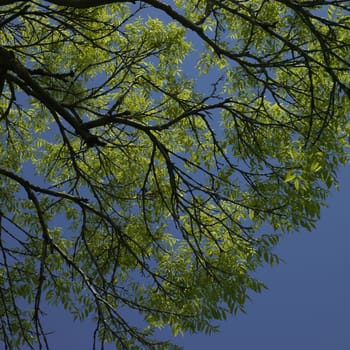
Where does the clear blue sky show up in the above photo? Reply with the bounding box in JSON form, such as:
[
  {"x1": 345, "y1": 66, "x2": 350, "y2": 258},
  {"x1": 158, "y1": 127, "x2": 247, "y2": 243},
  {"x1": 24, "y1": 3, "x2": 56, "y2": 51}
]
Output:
[{"x1": 42, "y1": 165, "x2": 350, "y2": 349}]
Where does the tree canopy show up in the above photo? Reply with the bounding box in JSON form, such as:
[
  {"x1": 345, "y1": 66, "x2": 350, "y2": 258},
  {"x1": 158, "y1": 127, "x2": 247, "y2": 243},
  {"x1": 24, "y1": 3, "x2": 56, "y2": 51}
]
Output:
[{"x1": 0, "y1": 0, "x2": 350, "y2": 349}]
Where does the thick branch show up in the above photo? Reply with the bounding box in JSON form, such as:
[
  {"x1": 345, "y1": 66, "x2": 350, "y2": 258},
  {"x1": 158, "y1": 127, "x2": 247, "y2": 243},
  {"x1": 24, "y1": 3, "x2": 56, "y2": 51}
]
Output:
[
  {"x1": 0, "y1": 46, "x2": 105, "y2": 146},
  {"x1": 46, "y1": 0, "x2": 133, "y2": 8}
]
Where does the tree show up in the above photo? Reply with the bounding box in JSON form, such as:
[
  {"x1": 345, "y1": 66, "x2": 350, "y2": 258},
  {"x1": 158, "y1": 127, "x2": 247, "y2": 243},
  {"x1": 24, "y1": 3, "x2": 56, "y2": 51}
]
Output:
[{"x1": 0, "y1": 0, "x2": 349, "y2": 348}]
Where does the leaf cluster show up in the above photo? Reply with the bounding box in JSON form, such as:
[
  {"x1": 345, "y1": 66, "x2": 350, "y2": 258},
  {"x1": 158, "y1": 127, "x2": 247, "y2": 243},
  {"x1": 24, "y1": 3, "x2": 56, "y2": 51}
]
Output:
[{"x1": 0, "y1": 0, "x2": 350, "y2": 349}]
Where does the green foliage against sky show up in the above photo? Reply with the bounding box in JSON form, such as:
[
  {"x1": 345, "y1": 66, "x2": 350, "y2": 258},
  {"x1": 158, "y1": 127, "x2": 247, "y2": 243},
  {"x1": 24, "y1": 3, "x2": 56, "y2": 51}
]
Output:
[{"x1": 0, "y1": 0, "x2": 350, "y2": 348}]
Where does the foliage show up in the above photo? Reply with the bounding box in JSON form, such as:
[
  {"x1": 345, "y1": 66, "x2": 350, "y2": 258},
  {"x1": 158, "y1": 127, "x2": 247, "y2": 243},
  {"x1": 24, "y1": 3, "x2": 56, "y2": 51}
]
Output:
[{"x1": 0, "y1": 0, "x2": 350, "y2": 348}]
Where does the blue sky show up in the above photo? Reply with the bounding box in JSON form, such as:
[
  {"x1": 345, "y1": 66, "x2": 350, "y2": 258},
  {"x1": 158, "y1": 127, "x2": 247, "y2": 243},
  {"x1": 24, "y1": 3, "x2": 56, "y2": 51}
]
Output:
[{"x1": 43, "y1": 165, "x2": 350, "y2": 349}]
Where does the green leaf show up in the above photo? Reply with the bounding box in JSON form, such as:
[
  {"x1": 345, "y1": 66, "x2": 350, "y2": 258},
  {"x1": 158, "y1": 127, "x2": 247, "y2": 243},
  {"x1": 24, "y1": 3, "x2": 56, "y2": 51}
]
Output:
[{"x1": 285, "y1": 171, "x2": 296, "y2": 183}]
